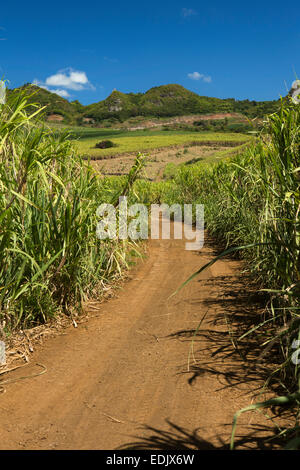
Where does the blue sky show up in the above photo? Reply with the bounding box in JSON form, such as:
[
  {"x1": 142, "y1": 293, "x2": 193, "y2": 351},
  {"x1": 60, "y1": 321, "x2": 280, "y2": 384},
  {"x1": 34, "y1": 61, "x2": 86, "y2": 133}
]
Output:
[{"x1": 0, "y1": 0, "x2": 299, "y2": 104}]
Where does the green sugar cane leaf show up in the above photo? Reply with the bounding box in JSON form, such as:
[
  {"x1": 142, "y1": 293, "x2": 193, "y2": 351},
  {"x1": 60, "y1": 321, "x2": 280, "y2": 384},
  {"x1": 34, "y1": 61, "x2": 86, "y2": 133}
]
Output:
[
  {"x1": 31, "y1": 249, "x2": 64, "y2": 282},
  {"x1": 230, "y1": 392, "x2": 300, "y2": 450},
  {"x1": 9, "y1": 190, "x2": 40, "y2": 210},
  {"x1": 8, "y1": 248, "x2": 42, "y2": 276}
]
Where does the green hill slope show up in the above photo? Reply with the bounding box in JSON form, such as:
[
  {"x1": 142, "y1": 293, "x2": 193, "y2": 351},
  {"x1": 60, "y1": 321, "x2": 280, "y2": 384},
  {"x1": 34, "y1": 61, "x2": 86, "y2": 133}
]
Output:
[
  {"x1": 83, "y1": 84, "x2": 280, "y2": 122},
  {"x1": 139, "y1": 84, "x2": 231, "y2": 116},
  {"x1": 83, "y1": 90, "x2": 140, "y2": 122}
]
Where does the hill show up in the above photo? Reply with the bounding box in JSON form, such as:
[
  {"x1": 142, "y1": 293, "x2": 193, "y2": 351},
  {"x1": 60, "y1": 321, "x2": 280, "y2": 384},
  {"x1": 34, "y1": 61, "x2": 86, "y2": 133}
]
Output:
[
  {"x1": 7, "y1": 83, "x2": 281, "y2": 125},
  {"x1": 7, "y1": 84, "x2": 83, "y2": 123},
  {"x1": 83, "y1": 89, "x2": 140, "y2": 122}
]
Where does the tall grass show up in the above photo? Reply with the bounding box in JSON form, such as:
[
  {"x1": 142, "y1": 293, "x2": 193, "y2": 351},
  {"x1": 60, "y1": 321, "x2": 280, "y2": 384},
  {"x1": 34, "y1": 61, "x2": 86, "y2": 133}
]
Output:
[{"x1": 0, "y1": 90, "x2": 142, "y2": 333}]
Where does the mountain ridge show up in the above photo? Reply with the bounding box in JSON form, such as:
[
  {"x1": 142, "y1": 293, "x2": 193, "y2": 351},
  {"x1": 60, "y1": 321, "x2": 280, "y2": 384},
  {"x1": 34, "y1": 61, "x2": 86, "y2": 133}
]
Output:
[{"x1": 7, "y1": 83, "x2": 281, "y2": 125}]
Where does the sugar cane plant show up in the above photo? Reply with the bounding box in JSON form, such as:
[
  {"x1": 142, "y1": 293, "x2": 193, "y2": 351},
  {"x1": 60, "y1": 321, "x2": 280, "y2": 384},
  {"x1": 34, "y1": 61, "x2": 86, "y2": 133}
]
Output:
[
  {"x1": 0, "y1": 89, "x2": 145, "y2": 333},
  {"x1": 170, "y1": 98, "x2": 300, "y2": 449}
]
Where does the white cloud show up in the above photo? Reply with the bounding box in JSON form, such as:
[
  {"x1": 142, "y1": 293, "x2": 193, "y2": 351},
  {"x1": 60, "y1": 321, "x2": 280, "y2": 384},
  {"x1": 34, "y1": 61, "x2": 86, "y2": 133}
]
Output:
[
  {"x1": 45, "y1": 68, "x2": 92, "y2": 90},
  {"x1": 33, "y1": 68, "x2": 95, "y2": 99},
  {"x1": 188, "y1": 72, "x2": 212, "y2": 83},
  {"x1": 182, "y1": 8, "x2": 197, "y2": 17}
]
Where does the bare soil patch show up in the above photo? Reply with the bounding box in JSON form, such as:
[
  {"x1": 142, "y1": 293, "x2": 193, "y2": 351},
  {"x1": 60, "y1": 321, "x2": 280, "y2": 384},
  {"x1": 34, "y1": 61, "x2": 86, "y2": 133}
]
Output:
[{"x1": 101, "y1": 113, "x2": 247, "y2": 131}]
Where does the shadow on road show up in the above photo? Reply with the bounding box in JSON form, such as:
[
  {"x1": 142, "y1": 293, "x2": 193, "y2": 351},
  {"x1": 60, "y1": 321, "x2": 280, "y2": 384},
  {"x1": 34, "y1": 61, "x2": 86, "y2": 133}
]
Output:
[
  {"x1": 167, "y1": 266, "x2": 285, "y2": 397},
  {"x1": 117, "y1": 419, "x2": 283, "y2": 450}
]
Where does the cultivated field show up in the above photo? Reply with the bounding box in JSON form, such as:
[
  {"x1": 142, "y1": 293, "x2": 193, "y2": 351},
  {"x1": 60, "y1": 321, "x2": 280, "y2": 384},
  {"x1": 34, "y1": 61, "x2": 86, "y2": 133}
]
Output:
[
  {"x1": 91, "y1": 143, "x2": 249, "y2": 180},
  {"x1": 72, "y1": 129, "x2": 249, "y2": 158},
  {"x1": 50, "y1": 125, "x2": 251, "y2": 180}
]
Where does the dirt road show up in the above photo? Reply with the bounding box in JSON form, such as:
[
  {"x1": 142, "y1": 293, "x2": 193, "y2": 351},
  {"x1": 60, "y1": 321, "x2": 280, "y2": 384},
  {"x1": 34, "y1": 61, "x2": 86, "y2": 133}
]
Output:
[{"x1": 0, "y1": 230, "x2": 276, "y2": 450}]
